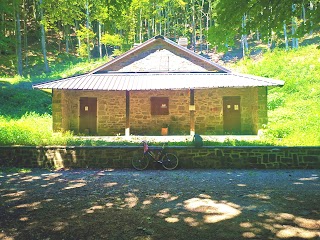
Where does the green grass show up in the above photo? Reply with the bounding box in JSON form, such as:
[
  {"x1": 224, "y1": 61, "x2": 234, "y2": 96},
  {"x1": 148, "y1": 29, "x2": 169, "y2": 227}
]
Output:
[
  {"x1": 0, "y1": 113, "x2": 73, "y2": 145},
  {"x1": 234, "y1": 45, "x2": 320, "y2": 146}
]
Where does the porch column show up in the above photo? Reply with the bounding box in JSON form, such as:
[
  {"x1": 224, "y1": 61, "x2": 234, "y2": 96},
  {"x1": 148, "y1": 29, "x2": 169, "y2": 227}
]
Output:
[
  {"x1": 190, "y1": 89, "x2": 195, "y2": 136},
  {"x1": 125, "y1": 90, "x2": 130, "y2": 136}
]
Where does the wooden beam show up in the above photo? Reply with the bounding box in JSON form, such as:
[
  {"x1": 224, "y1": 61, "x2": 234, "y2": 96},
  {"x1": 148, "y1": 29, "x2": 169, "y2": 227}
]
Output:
[
  {"x1": 190, "y1": 89, "x2": 195, "y2": 135},
  {"x1": 125, "y1": 90, "x2": 130, "y2": 136}
]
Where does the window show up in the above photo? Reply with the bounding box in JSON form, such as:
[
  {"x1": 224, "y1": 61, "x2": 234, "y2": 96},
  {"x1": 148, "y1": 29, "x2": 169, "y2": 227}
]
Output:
[{"x1": 151, "y1": 97, "x2": 169, "y2": 115}]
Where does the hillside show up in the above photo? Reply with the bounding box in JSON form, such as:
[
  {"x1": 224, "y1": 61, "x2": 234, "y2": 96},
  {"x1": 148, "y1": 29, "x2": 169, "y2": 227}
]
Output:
[{"x1": 231, "y1": 44, "x2": 320, "y2": 145}]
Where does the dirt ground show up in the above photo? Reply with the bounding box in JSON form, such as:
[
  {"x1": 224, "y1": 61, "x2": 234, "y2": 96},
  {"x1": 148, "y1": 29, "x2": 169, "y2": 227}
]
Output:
[{"x1": 0, "y1": 168, "x2": 319, "y2": 240}]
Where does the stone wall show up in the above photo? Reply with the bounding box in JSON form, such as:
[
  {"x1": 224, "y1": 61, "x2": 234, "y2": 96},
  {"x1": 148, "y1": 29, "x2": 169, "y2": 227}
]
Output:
[
  {"x1": 130, "y1": 90, "x2": 190, "y2": 135},
  {"x1": 52, "y1": 87, "x2": 266, "y2": 136},
  {"x1": 1, "y1": 146, "x2": 319, "y2": 169}
]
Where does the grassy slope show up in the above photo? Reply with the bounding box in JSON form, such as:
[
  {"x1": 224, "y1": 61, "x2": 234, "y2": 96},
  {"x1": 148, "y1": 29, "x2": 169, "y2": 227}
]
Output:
[
  {"x1": 0, "y1": 44, "x2": 319, "y2": 146},
  {"x1": 233, "y1": 45, "x2": 320, "y2": 145}
]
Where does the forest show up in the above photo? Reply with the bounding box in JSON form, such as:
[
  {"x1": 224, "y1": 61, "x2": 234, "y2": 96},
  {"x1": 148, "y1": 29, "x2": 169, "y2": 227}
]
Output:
[
  {"x1": 1, "y1": 0, "x2": 319, "y2": 76},
  {"x1": 0, "y1": 1, "x2": 319, "y2": 146}
]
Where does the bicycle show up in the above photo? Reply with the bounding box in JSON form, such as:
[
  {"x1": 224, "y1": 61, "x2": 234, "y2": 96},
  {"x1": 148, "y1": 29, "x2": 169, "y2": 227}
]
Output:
[{"x1": 132, "y1": 141, "x2": 179, "y2": 170}]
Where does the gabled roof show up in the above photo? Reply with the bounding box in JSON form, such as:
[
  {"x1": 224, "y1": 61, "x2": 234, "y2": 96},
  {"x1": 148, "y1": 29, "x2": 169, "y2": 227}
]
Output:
[
  {"x1": 33, "y1": 72, "x2": 284, "y2": 90},
  {"x1": 91, "y1": 35, "x2": 230, "y2": 73},
  {"x1": 33, "y1": 35, "x2": 285, "y2": 91}
]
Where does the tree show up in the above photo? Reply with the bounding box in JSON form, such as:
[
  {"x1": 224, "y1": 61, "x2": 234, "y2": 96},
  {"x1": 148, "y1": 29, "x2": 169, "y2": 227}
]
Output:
[{"x1": 39, "y1": 0, "x2": 50, "y2": 72}]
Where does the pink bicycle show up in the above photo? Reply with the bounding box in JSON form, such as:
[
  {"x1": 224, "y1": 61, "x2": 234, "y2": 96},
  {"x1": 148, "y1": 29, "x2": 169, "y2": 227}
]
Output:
[{"x1": 132, "y1": 141, "x2": 179, "y2": 170}]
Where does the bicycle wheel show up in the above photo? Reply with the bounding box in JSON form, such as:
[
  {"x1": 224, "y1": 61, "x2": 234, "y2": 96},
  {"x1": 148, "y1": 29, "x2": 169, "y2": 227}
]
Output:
[
  {"x1": 161, "y1": 153, "x2": 179, "y2": 170},
  {"x1": 132, "y1": 154, "x2": 149, "y2": 170}
]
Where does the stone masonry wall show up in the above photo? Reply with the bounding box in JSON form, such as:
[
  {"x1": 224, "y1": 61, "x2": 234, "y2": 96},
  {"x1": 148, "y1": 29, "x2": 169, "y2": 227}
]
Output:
[
  {"x1": 195, "y1": 88, "x2": 261, "y2": 135},
  {"x1": 57, "y1": 90, "x2": 127, "y2": 135},
  {"x1": 53, "y1": 87, "x2": 266, "y2": 136},
  {"x1": 1, "y1": 146, "x2": 319, "y2": 169},
  {"x1": 130, "y1": 90, "x2": 190, "y2": 135}
]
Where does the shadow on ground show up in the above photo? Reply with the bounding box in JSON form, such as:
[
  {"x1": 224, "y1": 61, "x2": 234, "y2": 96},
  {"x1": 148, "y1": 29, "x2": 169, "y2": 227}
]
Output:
[{"x1": 0, "y1": 169, "x2": 319, "y2": 239}]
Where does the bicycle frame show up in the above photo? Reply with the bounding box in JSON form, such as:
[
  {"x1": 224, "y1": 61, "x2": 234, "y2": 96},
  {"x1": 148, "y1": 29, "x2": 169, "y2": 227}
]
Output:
[{"x1": 143, "y1": 142, "x2": 165, "y2": 162}]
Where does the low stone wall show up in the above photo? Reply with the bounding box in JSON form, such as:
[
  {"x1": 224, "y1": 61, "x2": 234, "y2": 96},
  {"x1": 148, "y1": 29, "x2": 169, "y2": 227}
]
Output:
[{"x1": 1, "y1": 146, "x2": 319, "y2": 169}]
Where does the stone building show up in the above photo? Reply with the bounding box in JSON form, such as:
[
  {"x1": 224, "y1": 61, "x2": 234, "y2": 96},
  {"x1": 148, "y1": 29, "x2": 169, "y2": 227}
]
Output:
[{"x1": 33, "y1": 36, "x2": 284, "y2": 136}]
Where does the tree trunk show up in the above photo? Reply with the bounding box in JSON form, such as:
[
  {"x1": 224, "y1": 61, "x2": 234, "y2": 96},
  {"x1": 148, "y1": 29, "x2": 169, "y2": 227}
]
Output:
[
  {"x1": 241, "y1": 14, "x2": 248, "y2": 58},
  {"x1": 283, "y1": 22, "x2": 289, "y2": 50},
  {"x1": 291, "y1": 4, "x2": 299, "y2": 49},
  {"x1": 39, "y1": 0, "x2": 50, "y2": 72},
  {"x1": 192, "y1": 0, "x2": 196, "y2": 51},
  {"x1": 75, "y1": 20, "x2": 81, "y2": 50},
  {"x1": 23, "y1": 0, "x2": 28, "y2": 67},
  {"x1": 65, "y1": 25, "x2": 69, "y2": 53},
  {"x1": 15, "y1": 6, "x2": 23, "y2": 76},
  {"x1": 98, "y1": 22, "x2": 102, "y2": 58},
  {"x1": 139, "y1": 8, "x2": 142, "y2": 43},
  {"x1": 86, "y1": 0, "x2": 90, "y2": 61}
]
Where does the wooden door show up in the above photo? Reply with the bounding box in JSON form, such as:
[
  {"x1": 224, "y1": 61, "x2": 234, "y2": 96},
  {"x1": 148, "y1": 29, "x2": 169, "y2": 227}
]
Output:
[
  {"x1": 79, "y1": 97, "x2": 97, "y2": 135},
  {"x1": 223, "y1": 96, "x2": 241, "y2": 134}
]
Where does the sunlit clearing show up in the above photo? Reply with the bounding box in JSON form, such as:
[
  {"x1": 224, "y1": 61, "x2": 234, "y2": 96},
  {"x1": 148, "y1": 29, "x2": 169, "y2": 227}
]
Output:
[
  {"x1": 184, "y1": 217, "x2": 199, "y2": 227},
  {"x1": 246, "y1": 193, "x2": 271, "y2": 200},
  {"x1": 298, "y1": 176, "x2": 319, "y2": 181},
  {"x1": 242, "y1": 232, "x2": 256, "y2": 238},
  {"x1": 3, "y1": 191, "x2": 25, "y2": 198},
  {"x1": 42, "y1": 173, "x2": 62, "y2": 180},
  {"x1": 53, "y1": 221, "x2": 69, "y2": 231},
  {"x1": 21, "y1": 176, "x2": 42, "y2": 182},
  {"x1": 104, "y1": 182, "x2": 118, "y2": 188},
  {"x1": 259, "y1": 212, "x2": 320, "y2": 239},
  {"x1": 122, "y1": 193, "x2": 138, "y2": 208},
  {"x1": 63, "y1": 182, "x2": 86, "y2": 190},
  {"x1": 19, "y1": 217, "x2": 29, "y2": 222},
  {"x1": 155, "y1": 192, "x2": 178, "y2": 201},
  {"x1": 41, "y1": 182, "x2": 55, "y2": 187},
  {"x1": 237, "y1": 184, "x2": 247, "y2": 187},
  {"x1": 165, "y1": 216, "x2": 179, "y2": 223},
  {"x1": 184, "y1": 198, "x2": 241, "y2": 224},
  {"x1": 86, "y1": 205, "x2": 104, "y2": 214},
  {"x1": 143, "y1": 199, "x2": 152, "y2": 205},
  {"x1": 294, "y1": 217, "x2": 320, "y2": 230},
  {"x1": 105, "y1": 203, "x2": 114, "y2": 208},
  {"x1": 104, "y1": 168, "x2": 115, "y2": 172},
  {"x1": 15, "y1": 201, "x2": 41, "y2": 209},
  {"x1": 240, "y1": 222, "x2": 254, "y2": 228},
  {"x1": 276, "y1": 226, "x2": 319, "y2": 239},
  {"x1": 0, "y1": 232, "x2": 14, "y2": 240}
]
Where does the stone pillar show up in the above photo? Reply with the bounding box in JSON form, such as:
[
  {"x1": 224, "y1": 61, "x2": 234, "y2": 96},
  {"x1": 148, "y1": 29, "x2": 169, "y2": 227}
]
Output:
[{"x1": 52, "y1": 90, "x2": 63, "y2": 132}]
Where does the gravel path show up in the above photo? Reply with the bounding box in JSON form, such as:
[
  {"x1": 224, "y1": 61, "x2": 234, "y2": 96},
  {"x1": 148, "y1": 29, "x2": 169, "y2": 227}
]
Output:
[{"x1": 0, "y1": 169, "x2": 319, "y2": 239}]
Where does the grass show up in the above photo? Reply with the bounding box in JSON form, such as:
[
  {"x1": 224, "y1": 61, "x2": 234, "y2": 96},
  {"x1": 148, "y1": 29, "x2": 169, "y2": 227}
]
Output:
[
  {"x1": 0, "y1": 42, "x2": 319, "y2": 146},
  {"x1": 234, "y1": 44, "x2": 320, "y2": 146}
]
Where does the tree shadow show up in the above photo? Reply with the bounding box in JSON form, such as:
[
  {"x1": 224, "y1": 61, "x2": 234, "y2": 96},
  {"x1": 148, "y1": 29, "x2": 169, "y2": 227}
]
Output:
[{"x1": 0, "y1": 169, "x2": 319, "y2": 239}]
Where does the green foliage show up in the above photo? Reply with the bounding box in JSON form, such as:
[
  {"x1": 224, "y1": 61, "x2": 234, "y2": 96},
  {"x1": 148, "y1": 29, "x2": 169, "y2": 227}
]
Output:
[
  {"x1": 0, "y1": 167, "x2": 32, "y2": 174},
  {"x1": 234, "y1": 44, "x2": 320, "y2": 146},
  {"x1": 0, "y1": 113, "x2": 73, "y2": 146},
  {"x1": 101, "y1": 33, "x2": 123, "y2": 47}
]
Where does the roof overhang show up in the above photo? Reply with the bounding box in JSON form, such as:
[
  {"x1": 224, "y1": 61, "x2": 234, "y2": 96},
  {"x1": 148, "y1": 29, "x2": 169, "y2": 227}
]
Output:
[{"x1": 33, "y1": 72, "x2": 285, "y2": 91}]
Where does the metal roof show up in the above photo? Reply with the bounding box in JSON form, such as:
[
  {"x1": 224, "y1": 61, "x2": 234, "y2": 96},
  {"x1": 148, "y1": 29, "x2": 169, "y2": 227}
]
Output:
[{"x1": 33, "y1": 72, "x2": 284, "y2": 91}]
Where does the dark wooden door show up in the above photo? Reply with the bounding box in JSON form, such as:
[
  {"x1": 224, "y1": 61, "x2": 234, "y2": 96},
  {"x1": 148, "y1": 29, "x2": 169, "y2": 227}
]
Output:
[
  {"x1": 79, "y1": 97, "x2": 97, "y2": 135},
  {"x1": 223, "y1": 96, "x2": 241, "y2": 134}
]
